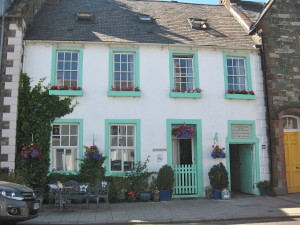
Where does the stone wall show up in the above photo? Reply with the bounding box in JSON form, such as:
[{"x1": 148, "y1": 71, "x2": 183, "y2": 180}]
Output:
[
  {"x1": 0, "y1": 0, "x2": 45, "y2": 170},
  {"x1": 258, "y1": 0, "x2": 300, "y2": 194}
]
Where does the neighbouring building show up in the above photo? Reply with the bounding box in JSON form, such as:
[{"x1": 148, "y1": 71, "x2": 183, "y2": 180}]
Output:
[
  {"x1": 250, "y1": 0, "x2": 300, "y2": 194},
  {"x1": 0, "y1": 0, "x2": 45, "y2": 171},
  {"x1": 22, "y1": 0, "x2": 269, "y2": 197}
]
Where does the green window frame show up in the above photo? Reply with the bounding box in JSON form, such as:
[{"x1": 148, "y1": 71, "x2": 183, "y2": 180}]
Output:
[
  {"x1": 108, "y1": 48, "x2": 141, "y2": 97},
  {"x1": 49, "y1": 46, "x2": 83, "y2": 96},
  {"x1": 169, "y1": 50, "x2": 202, "y2": 99},
  {"x1": 105, "y1": 119, "x2": 141, "y2": 176},
  {"x1": 223, "y1": 52, "x2": 255, "y2": 100},
  {"x1": 50, "y1": 119, "x2": 83, "y2": 174}
]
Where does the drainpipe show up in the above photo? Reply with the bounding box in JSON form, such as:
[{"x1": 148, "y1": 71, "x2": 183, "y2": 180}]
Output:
[{"x1": 258, "y1": 31, "x2": 273, "y2": 186}]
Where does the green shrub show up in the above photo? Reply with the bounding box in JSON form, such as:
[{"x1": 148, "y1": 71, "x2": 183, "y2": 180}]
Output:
[
  {"x1": 157, "y1": 164, "x2": 174, "y2": 190},
  {"x1": 0, "y1": 170, "x2": 25, "y2": 185},
  {"x1": 208, "y1": 162, "x2": 229, "y2": 190}
]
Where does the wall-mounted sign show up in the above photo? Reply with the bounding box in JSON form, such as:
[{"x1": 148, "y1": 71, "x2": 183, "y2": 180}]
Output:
[
  {"x1": 231, "y1": 124, "x2": 252, "y2": 139},
  {"x1": 153, "y1": 148, "x2": 166, "y2": 152}
]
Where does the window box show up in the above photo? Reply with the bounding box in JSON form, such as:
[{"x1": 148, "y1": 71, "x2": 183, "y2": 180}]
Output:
[
  {"x1": 225, "y1": 93, "x2": 256, "y2": 100},
  {"x1": 108, "y1": 90, "x2": 141, "y2": 97},
  {"x1": 170, "y1": 92, "x2": 202, "y2": 98},
  {"x1": 49, "y1": 90, "x2": 83, "y2": 96}
]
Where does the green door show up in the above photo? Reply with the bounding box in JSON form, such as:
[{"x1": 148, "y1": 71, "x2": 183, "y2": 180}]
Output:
[{"x1": 239, "y1": 145, "x2": 254, "y2": 194}]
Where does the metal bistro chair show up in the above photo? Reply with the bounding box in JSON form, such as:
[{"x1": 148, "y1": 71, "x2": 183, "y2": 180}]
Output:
[
  {"x1": 64, "y1": 180, "x2": 89, "y2": 207},
  {"x1": 89, "y1": 181, "x2": 110, "y2": 208}
]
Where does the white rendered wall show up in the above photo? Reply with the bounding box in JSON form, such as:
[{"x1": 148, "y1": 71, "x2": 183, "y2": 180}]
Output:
[{"x1": 23, "y1": 42, "x2": 270, "y2": 189}]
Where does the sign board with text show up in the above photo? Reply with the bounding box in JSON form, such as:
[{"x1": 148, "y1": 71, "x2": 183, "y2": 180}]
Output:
[{"x1": 231, "y1": 124, "x2": 252, "y2": 139}]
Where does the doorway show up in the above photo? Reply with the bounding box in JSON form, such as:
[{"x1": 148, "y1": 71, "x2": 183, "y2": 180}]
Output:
[
  {"x1": 172, "y1": 138, "x2": 193, "y2": 165},
  {"x1": 230, "y1": 144, "x2": 254, "y2": 194},
  {"x1": 283, "y1": 116, "x2": 300, "y2": 193}
]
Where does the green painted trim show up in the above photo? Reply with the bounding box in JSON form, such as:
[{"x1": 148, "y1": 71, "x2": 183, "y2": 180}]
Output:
[
  {"x1": 105, "y1": 119, "x2": 141, "y2": 176},
  {"x1": 51, "y1": 46, "x2": 83, "y2": 88},
  {"x1": 49, "y1": 90, "x2": 83, "y2": 96},
  {"x1": 223, "y1": 52, "x2": 253, "y2": 99},
  {"x1": 169, "y1": 92, "x2": 202, "y2": 99},
  {"x1": 169, "y1": 50, "x2": 200, "y2": 96},
  {"x1": 166, "y1": 119, "x2": 203, "y2": 197},
  {"x1": 50, "y1": 119, "x2": 84, "y2": 174},
  {"x1": 226, "y1": 120, "x2": 260, "y2": 195},
  {"x1": 108, "y1": 48, "x2": 140, "y2": 97},
  {"x1": 225, "y1": 93, "x2": 256, "y2": 100},
  {"x1": 107, "y1": 90, "x2": 141, "y2": 97}
]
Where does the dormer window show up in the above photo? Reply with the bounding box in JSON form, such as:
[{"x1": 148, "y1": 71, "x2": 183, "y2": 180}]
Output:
[
  {"x1": 188, "y1": 18, "x2": 208, "y2": 30},
  {"x1": 138, "y1": 15, "x2": 153, "y2": 23},
  {"x1": 76, "y1": 11, "x2": 92, "y2": 21}
]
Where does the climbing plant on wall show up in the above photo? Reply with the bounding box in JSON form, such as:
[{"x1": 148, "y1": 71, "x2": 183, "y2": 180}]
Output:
[{"x1": 15, "y1": 73, "x2": 75, "y2": 191}]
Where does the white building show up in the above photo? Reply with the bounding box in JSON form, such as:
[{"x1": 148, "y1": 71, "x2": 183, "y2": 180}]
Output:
[{"x1": 22, "y1": 0, "x2": 269, "y2": 197}]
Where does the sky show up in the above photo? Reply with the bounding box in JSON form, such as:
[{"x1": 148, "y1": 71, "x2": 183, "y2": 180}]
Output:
[{"x1": 166, "y1": 0, "x2": 268, "y2": 4}]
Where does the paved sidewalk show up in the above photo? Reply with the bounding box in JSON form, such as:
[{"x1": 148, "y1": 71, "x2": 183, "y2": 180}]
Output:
[{"x1": 18, "y1": 193, "x2": 300, "y2": 225}]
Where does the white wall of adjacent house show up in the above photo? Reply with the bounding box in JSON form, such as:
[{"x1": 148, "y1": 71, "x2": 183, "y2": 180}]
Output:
[{"x1": 23, "y1": 42, "x2": 269, "y2": 188}]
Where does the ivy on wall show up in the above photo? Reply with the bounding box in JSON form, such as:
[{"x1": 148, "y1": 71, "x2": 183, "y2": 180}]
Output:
[{"x1": 15, "y1": 74, "x2": 75, "y2": 191}]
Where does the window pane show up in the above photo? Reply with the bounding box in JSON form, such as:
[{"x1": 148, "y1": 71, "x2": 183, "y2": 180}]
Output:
[
  {"x1": 111, "y1": 149, "x2": 122, "y2": 171},
  {"x1": 227, "y1": 67, "x2": 233, "y2": 75},
  {"x1": 110, "y1": 136, "x2": 118, "y2": 146},
  {"x1": 128, "y1": 54, "x2": 134, "y2": 62},
  {"x1": 119, "y1": 136, "x2": 126, "y2": 146},
  {"x1": 114, "y1": 54, "x2": 120, "y2": 62},
  {"x1": 121, "y1": 63, "x2": 127, "y2": 71},
  {"x1": 71, "y1": 62, "x2": 77, "y2": 70},
  {"x1": 65, "y1": 52, "x2": 71, "y2": 60},
  {"x1": 127, "y1": 126, "x2": 134, "y2": 135},
  {"x1": 119, "y1": 126, "x2": 126, "y2": 135},
  {"x1": 114, "y1": 63, "x2": 120, "y2": 72},
  {"x1": 227, "y1": 58, "x2": 231, "y2": 67},
  {"x1": 61, "y1": 136, "x2": 69, "y2": 146},
  {"x1": 52, "y1": 136, "x2": 60, "y2": 146},
  {"x1": 61, "y1": 125, "x2": 69, "y2": 135},
  {"x1": 72, "y1": 53, "x2": 78, "y2": 61},
  {"x1": 65, "y1": 149, "x2": 75, "y2": 171},
  {"x1": 127, "y1": 137, "x2": 134, "y2": 146},
  {"x1": 70, "y1": 125, "x2": 78, "y2": 135},
  {"x1": 58, "y1": 52, "x2": 64, "y2": 60},
  {"x1": 57, "y1": 62, "x2": 64, "y2": 70},
  {"x1": 121, "y1": 54, "x2": 127, "y2": 62},
  {"x1": 71, "y1": 72, "x2": 77, "y2": 80},
  {"x1": 55, "y1": 149, "x2": 64, "y2": 171},
  {"x1": 70, "y1": 136, "x2": 77, "y2": 146},
  {"x1": 53, "y1": 125, "x2": 60, "y2": 135},
  {"x1": 284, "y1": 117, "x2": 298, "y2": 129},
  {"x1": 65, "y1": 72, "x2": 71, "y2": 80},
  {"x1": 124, "y1": 149, "x2": 134, "y2": 171}
]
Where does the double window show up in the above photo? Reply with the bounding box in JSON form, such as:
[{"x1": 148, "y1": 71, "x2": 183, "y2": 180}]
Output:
[
  {"x1": 108, "y1": 48, "x2": 140, "y2": 97},
  {"x1": 169, "y1": 50, "x2": 201, "y2": 98},
  {"x1": 223, "y1": 53, "x2": 255, "y2": 100},
  {"x1": 50, "y1": 46, "x2": 83, "y2": 96},
  {"x1": 56, "y1": 51, "x2": 79, "y2": 87},
  {"x1": 105, "y1": 119, "x2": 140, "y2": 174}
]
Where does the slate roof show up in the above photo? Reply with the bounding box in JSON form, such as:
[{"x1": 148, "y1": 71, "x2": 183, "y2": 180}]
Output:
[
  {"x1": 238, "y1": 1, "x2": 265, "y2": 24},
  {"x1": 24, "y1": 0, "x2": 256, "y2": 49}
]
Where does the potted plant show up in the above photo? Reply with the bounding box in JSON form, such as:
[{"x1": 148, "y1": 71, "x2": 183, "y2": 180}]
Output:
[
  {"x1": 208, "y1": 162, "x2": 229, "y2": 199},
  {"x1": 157, "y1": 165, "x2": 174, "y2": 201},
  {"x1": 256, "y1": 180, "x2": 271, "y2": 196}
]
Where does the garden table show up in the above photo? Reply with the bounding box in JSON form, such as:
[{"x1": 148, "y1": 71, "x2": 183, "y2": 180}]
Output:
[{"x1": 53, "y1": 186, "x2": 73, "y2": 212}]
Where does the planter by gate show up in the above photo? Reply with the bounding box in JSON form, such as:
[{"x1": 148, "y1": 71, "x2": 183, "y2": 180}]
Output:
[{"x1": 159, "y1": 190, "x2": 171, "y2": 201}]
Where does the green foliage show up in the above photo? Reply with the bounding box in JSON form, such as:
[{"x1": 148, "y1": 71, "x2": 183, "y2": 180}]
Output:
[
  {"x1": 256, "y1": 180, "x2": 271, "y2": 192},
  {"x1": 0, "y1": 170, "x2": 25, "y2": 185},
  {"x1": 208, "y1": 162, "x2": 229, "y2": 190},
  {"x1": 78, "y1": 157, "x2": 106, "y2": 186},
  {"x1": 46, "y1": 172, "x2": 79, "y2": 184},
  {"x1": 157, "y1": 164, "x2": 174, "y2": 190},
  {"x1": 15, "y1": 73, "x2": 74, "y2": 191},
  {"x1": 124, "y1": 156, "x2": 151, "y2": 194}
]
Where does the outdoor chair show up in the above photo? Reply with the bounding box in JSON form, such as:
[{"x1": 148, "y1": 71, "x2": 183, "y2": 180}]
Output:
[
  {"x1": 64, "y1": 180, "x2": 90, "y2": 206},
  {"x1": 88, "y1": 181, "x2": 110, "y2": 208}
]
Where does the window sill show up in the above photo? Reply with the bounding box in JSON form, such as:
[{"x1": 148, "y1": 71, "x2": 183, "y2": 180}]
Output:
[
  {"x1": 49, "y1": 90, "x2": 83, "y2": 96},
  {"x1": 108, "y1": 91, "x2": 141, "y2": 97},
  {"x1": 225, "y1": 93, "x2": 256, "y2": 100},
  {"x1": 169, "y1": 92, "x2": 202, "y2": 99}
]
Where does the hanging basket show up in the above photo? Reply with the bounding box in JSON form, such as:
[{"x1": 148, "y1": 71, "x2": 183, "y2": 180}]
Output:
[
  {"x1": 172, "y1": 124, "x2": 196, "y2": 139},
  {"x1": 30, "y1": 149, "x2": 42, "y2": 158}
]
